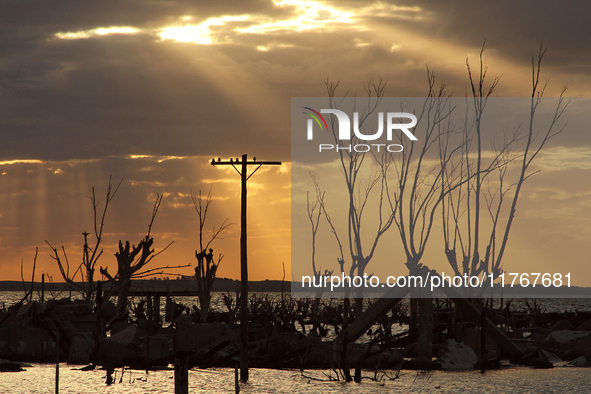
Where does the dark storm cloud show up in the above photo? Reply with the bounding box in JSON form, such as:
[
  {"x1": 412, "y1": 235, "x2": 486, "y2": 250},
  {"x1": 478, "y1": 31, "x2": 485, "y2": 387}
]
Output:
[
  {"x1": 0, "y1": 0, "x2": 296, "y2": 162},
  {"x1": 0, "y1": 0, "x2": 280, "y2": 30},
  {"x1": 3, "y1": 0, "x2": 586, "y2": 163},
  {"x1": 387, "y1": 0, "x2": 591, "y2": 74},
  {"x1": 0, "y1": 35, "x2": 287, "y2": 161}
]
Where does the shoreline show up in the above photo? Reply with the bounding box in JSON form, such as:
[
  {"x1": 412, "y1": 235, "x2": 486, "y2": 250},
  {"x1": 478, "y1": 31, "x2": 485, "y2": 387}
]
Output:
[{"x1": 0, "y1": 278, "x2": 290, "y2": 294}]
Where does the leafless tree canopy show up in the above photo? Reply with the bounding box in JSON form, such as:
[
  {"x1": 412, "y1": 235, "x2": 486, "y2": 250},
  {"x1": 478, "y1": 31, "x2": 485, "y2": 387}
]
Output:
[
  {"x1": 99, "y1": 194, "x2": 180, "y2": 314},
  {"x1": 46, "y1": 176, "x2": 122, "y2": 305},
  {"x1": 192, "y1": 186, "x2": 233, "y2": 322},
  {"x1": 441, "y1": 43, "x2": 568, "y2": 296},
  {"x1": 309, "y1": 43, "x2": 568, "y2": 300}
]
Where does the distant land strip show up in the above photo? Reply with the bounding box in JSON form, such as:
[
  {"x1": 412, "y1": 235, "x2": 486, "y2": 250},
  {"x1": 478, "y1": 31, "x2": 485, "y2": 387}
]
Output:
[
  {"x1": 0, "y1": 278, "x2": 290, "y2": 294},
  {"x1": 2, "y1": 279, "x2": 590, "y2": 298}
]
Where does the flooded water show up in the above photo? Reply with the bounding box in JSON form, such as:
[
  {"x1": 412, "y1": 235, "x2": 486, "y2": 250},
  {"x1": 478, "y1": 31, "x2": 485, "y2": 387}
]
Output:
[
  {"x1": 1, "y1": 364, "x2": 591, "y2": 393},
  {"x1": 2, "y1": 291, "x2": 591, "y2": 392},
  {"x1": 3, "y1": 291, "x2": 591, "y2": 316},
  {"x1": 0, "y1": 291, "x2": 251, "y2": 318}
]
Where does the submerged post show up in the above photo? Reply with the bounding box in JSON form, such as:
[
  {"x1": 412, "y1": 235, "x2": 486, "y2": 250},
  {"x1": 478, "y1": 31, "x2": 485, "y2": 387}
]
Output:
[
  {"x1": 41, "y1": 273, "x2": 45, "y2": 303},
  {"x1": 154, "y1": 294, "x2": 161, "y2": 324},
  {"x1": 417, "y1": 292, "x2": 433, "y2": 359},
  {"x1": 481, "y1": 304, "x2": 486, "y2": 373},
  {"x1": 211, "y1": 154, "x2": 281, "y2": 382},
  {"x1": 174, "y1": 351, "x2": 189, "y2": 394},
  {"x1": 55, "y1": 329, "x2": 59, "y2": 394},
  {"x1": 235, "y1": 363, "x2": 240, "y2": 393},
  {"x1": 96, "y1": 280, "x2": 104, "y2": 337}
]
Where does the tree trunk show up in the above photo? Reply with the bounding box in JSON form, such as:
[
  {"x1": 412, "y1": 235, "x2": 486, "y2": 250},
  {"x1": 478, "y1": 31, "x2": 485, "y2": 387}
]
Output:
[
  {"x1": 417, "y1": 293, "x2": 433, "y2": 359},
  {"x1": 116, "y1": 279, "x2": 130, "y2": 314}
]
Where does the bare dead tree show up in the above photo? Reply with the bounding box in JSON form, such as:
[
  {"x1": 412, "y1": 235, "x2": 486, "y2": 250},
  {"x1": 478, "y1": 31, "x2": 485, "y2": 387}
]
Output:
[
  {"x1": 20, "y1": 247, "x2": 38, "y2": 302},
  {"x1": 306, "y1": 171, "x2": 334, "y2": 334},
  {"x1": 441, "y1": 43, "x2": 568, "y2": 297},
  {"x1": 308, "y1": 168, "x2": 354, "y2": 333},
  {"x1": 309, "y1": 79, "x2": 399, "y2": 382},
  {"x1": 100, "y1": 194, "x2": 181, "y2": 314},
  {"x1": 324, "y1": 78, "x2": 398, "y2": 318},
  {"x1": 375, "y1": 69, "x2": 463, "y2": 360},
  {"x1": 307, "y1": 172, "x2": 324, "y2": 281},
  {"x1": 46, "y1": 177, "x2": 122, "y2": 305},
  {"x1": 304, "y1": 43, "x2": 567, "y2": 384},
  {"x1": 191, "y1": 187, "x2": 233, "y2": 322},
  {"x1": 378, "y1": 68, "x2": 460, "y2": 275},
  {"x1": 315, "y1": 68, "x2": 482, "y2": 374}
]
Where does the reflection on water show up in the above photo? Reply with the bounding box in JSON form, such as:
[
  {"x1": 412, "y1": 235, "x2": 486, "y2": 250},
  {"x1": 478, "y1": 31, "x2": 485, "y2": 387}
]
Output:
[{"x1": 2, "y1": 364, "x2": 591, "y2": 393}]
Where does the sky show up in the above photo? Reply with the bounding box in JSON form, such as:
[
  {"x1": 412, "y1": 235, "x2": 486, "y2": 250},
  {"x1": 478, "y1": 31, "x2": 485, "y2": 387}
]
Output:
[{"x1": 0, "y1": 1, "x2": 590, "y2": 284}]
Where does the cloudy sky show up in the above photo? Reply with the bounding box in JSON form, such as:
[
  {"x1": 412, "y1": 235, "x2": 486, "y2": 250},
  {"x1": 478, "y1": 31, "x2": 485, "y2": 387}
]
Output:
[{"x1": 1, "y1": 1, "x2": 590, "y2": 284}]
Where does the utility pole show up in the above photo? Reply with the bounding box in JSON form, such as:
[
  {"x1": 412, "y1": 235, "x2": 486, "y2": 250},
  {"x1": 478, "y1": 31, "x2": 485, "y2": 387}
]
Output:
[{"x1": 211, "y1": 154, "x2": 281, "y2": 382}]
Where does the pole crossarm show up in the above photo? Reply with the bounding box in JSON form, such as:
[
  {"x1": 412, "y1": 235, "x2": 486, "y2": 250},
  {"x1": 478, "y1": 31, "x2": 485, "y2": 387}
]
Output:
[
  {"x1": 211, "y1": 158, "x2": 281, "y2": 178},
  {"x1": 211, "y1": 159, "x2": 282, "y2": 166}
]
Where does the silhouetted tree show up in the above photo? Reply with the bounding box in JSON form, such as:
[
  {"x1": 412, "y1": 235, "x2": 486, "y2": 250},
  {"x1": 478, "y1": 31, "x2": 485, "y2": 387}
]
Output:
[
  {"x1": 322, "y1": 78, "x2": 397, "y2": 319},
  {"x1": 47, "y1": 177, "x2": 121, "y2": 305},
  {"x1": 100, "y1": 194, "x2": 182, "y2": 315},
  {"x1": 441, "y1": 43, "x2": 568, "y2": 296},
  {"x1": 192, "y1": 187, "x2": 232, "y2": 322}
]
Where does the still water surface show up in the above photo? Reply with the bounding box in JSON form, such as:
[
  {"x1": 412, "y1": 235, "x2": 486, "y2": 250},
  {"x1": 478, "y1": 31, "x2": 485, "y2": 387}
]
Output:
[
  {"x1": 3, "y1": 291, "x2": 591, "y2": 316},
  {"x1": 2, "y1": 364, "x2": 591, "y2": 393}
]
